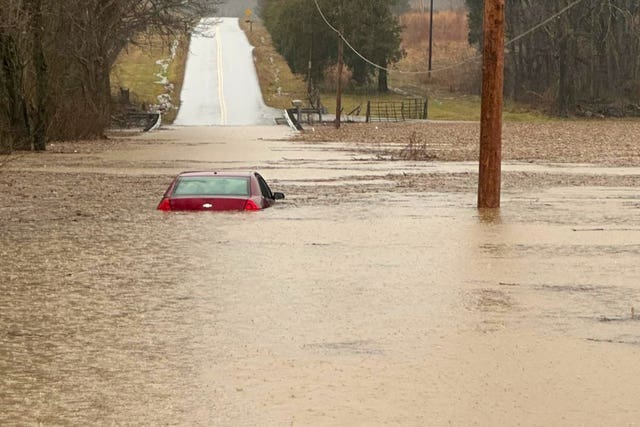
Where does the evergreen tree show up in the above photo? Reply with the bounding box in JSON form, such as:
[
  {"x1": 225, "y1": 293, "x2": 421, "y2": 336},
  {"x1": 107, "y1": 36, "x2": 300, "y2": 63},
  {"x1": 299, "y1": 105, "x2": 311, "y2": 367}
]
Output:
[
  {"x1": 464, "y1": 0, "x2": 482, "y2": 46},
  {"x1": 260, "y1": 0, "x2": 404, "y2": 92}
]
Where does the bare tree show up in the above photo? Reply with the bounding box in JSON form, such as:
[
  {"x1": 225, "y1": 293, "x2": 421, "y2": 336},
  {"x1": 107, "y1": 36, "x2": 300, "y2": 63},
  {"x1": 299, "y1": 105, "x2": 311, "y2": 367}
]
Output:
[
  {"x1": 469, "y1": 0, "x2": 640, "y2": 115},
  {"x1": 0, "y1": 0, "x2": 220, "y2": 152},
  {"x1": 0, "y1": 0, "x2": 30, "y2": 152}
]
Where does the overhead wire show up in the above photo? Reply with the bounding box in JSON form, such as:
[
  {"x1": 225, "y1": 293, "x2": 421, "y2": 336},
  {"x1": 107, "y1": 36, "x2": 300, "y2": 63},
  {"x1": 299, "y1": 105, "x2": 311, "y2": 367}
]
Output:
[
  {"x1": 505, "y1": 0, "x2": 586, "y2": 46},
  {"x1": 312, "y1": 0, "x2": 587, "y2": 75},
  {"x1": 311, "y1": 0, "x2": 388, "y2": 72}
]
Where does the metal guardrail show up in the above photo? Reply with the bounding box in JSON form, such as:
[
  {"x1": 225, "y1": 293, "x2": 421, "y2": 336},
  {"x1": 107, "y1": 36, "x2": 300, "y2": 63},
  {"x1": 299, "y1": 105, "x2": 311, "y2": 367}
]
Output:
[
  {"x1": 283, "y1": 109, "x2": 302, "y2": 131},
  {"x1": 112, "y1": 112, "x2": 161, "y2": 132},
  {"x1": 283, "y1": 105, "x2": 324, "y2": 130}
]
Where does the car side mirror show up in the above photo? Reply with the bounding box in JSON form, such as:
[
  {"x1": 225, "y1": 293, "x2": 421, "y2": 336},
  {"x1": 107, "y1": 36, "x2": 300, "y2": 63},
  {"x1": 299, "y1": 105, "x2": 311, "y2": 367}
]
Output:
[{"x1": 273, "y1": 192, "x2": 285, "y2": 200}]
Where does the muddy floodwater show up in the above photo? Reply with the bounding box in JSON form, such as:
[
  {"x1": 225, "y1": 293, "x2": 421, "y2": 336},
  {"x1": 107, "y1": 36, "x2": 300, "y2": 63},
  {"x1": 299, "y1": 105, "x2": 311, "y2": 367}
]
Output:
[{"x1": 1, "y1": 126, "x2": 640, "y2": 425}]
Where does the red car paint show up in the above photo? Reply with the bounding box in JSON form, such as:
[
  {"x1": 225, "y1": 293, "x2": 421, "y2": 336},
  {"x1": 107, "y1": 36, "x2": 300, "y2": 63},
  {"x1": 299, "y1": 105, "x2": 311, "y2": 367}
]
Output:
[{"x1": 157, "y1": 171, "x2": 284, "y2": 212}]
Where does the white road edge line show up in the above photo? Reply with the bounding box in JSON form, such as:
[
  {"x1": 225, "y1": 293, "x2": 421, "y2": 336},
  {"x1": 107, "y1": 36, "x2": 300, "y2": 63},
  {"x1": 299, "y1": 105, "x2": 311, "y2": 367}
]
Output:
[{"x1": 216, "y1": 23, "x2": 227, "y2": 125}]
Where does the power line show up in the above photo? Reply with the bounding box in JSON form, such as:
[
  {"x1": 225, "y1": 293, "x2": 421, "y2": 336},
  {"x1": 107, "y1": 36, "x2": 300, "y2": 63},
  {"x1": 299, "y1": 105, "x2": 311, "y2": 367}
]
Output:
[
  {"x1": 506, "y1": 0, "x2": 585, "y2": 46},
  {"x1": 312, "y1": 0, "x2": 387, "y2": 72},
  {"x1": 312, "y1": 0, "x2": 587, "y2": 76}
]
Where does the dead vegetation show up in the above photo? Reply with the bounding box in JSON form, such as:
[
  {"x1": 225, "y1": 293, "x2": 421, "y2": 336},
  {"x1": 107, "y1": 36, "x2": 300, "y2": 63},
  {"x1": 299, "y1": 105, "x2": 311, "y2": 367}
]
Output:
[
  {"x1": 392, "y1": 9, "x2": 481, "y2": 95},
  {"x1": 400, "y1": 10, "x2": 468, "y2": 47},
  {"x1": 396, "y1": 132, "x2": 437, "y2": 161},
  {"x1": 296, "y1": 120, "x2": 640, "y2": 167}
]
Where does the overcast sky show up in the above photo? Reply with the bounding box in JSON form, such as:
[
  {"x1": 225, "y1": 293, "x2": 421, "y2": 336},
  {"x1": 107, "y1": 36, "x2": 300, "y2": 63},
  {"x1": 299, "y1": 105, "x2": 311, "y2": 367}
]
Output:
[{"x1": 216, "y1": 0, "x2": 258, "y2": 17}]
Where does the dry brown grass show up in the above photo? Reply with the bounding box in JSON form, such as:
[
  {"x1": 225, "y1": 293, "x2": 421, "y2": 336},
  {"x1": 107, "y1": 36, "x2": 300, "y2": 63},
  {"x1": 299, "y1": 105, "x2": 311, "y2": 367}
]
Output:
[
  {"x1": 239, "y1": 19, "x2": 307, "y2": 109},
  {"x1": 400, "y1": 10, "x2": 468, "y2": 49},
  {"x1": 391, "y1": 9, "x2": 480, "y2": 95}
]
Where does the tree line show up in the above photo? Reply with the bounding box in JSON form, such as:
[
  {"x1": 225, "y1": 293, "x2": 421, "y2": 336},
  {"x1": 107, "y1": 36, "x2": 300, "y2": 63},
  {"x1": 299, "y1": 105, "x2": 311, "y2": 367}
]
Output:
[
  {"x1": 258, "y1": 0, "x2": 406, "y2": 95},
  {"x1": 465, "y1": 0, "x2": 640, "y2": 116},
  {"x1": 0, "y1": 0, "x2": 218, "y2": 153}
]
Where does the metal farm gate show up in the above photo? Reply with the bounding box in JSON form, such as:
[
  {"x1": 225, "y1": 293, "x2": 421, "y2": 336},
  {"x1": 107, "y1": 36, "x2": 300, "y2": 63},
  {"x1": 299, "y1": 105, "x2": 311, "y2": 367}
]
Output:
[{"x1": 365, "y1": 98, "x2": 428, "y2": 122}]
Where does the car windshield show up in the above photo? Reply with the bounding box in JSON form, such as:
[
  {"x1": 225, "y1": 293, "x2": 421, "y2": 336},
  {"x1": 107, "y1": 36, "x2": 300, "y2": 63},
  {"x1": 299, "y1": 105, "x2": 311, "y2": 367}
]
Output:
[{"x1": 173, "y1": 176, "x2": 250, "y2": 196}]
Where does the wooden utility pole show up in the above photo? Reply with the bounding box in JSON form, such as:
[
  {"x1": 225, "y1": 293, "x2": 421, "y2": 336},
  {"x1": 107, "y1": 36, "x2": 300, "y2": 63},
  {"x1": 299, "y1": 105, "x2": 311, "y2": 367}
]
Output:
[
  {"x1": 335, "y1": 0, "x2": 344, "y2": 129},
  {"x1": 428, "y1": 0, "x2": 434, "y2": 78},
  {"x1": 307, "y1": 39, "x2": 313, "y2": 96},
  {"x1": 335, "y1": 33, "x2": 344, "y2": 129},
  {"x1": 477, "y1": 0, "x2": 505, "y2": 209}
]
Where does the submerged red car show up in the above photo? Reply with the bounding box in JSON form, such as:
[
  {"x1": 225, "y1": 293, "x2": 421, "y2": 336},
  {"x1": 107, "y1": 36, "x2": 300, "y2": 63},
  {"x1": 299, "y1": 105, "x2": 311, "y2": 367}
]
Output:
[{"x1": 157, "y1": 171, "x2": 285, "y2": 211}]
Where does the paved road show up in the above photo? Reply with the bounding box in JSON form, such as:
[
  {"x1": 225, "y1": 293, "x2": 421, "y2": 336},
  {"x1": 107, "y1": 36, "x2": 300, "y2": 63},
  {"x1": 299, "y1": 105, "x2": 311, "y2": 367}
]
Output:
[{"x1": 174, "y1": 17, "x2": 278, "y2": 126}]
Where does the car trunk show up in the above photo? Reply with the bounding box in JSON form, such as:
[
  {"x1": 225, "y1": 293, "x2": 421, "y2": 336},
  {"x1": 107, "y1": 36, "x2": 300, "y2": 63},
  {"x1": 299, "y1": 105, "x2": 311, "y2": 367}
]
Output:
[{"x1": 170, "y1": 197, "x2": 249, "y2": 211}]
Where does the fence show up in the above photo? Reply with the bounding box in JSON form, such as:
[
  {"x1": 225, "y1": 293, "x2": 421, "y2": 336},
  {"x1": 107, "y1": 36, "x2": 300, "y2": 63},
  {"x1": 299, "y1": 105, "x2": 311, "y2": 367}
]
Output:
[{"x1": 365, "y1": 98, "x2": 428, "y2": 122}]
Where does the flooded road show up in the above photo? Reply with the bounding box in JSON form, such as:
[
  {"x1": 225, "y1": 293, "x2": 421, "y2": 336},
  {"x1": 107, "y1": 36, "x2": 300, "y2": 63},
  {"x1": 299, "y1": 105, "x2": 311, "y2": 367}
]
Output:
[{"x1": 1, "y1": 126, "x2": 640, "y2": 425}]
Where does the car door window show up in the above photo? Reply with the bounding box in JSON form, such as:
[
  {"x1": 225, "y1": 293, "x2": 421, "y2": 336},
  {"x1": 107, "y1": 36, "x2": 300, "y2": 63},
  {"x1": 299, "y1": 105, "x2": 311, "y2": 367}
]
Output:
[{"x1": 255, "y1": 174, "x2": 274, "y2": 199}]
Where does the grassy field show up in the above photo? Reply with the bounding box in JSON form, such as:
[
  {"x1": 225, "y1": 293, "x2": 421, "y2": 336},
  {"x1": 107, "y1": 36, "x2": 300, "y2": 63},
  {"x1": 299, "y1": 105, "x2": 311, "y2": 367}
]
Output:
[
  {"x1": 426, "y1": 93, "x2": 553, "y2": 122},
  {"x1": 111, "y1": 34, "x2": 189, "y2": 124},
  {"x1": 307, "y1": 85, "x2": 550, "y2": 122}
]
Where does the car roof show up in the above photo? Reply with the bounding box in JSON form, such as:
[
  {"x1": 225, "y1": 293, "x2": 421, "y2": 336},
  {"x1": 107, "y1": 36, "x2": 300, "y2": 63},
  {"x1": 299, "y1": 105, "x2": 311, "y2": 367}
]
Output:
[{"x1": 178, "y1": 171, "x2": 256, "y2": 178}]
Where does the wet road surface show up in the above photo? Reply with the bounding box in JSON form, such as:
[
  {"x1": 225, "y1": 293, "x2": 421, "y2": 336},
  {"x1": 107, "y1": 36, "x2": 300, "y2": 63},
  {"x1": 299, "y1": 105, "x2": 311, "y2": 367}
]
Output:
[
  {"x1": 173, "y1": 18, "x2": 278, "y2": 126},
  {"x1": 1, "y1": 126, "x2": 640, "y2": 425}
]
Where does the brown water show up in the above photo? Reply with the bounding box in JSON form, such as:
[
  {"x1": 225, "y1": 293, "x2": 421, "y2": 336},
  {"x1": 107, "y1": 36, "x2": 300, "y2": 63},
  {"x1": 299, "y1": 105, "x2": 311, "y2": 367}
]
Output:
[{"x1": 2, "y1": 127, "x2": 640, "y2": 425}]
